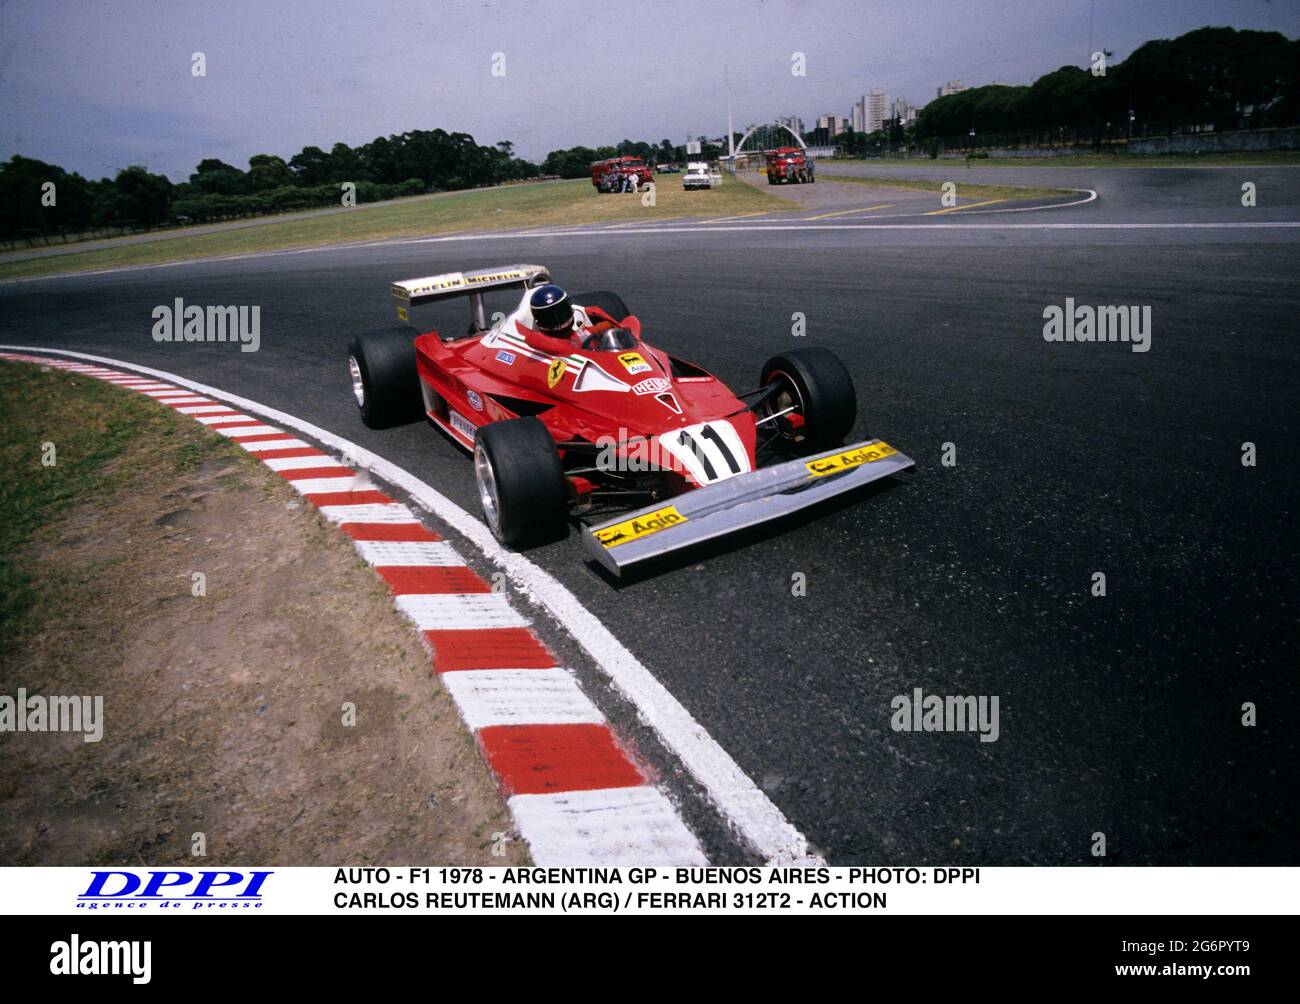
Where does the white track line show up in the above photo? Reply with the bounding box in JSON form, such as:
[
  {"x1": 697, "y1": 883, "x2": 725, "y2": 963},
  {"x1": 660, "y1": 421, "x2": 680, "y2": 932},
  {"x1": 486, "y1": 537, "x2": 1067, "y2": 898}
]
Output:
[
  {"x1": 194, "y1": 413, "x2": 253, "y2": 424},
  {"x1": 0, "y1": 345, "x2": 816, "y2": 864},
  {"x1": 394, "y1": 593, "x2": 530, "y2": 631},
  {"x1": 239, "y1": 437, "x2": 311, "y2": 453},
  {"x1": 263, "y1": 454, "x2": 335, "y2": 471},
  {"x1": 8, "y1": 200, "x2": 1300, "y2": 285},
  {"x1": 964, "y1": 188, "x2": 1098, "y2": 214},
  {"x1": 215, "y1": 423, "x2": 282, "y2": 438},
  {"x1": 509, "y1": 786, "x2": 707, "y2": 866},
  {"x1": 812, "y1": 184, "x2": 1100, "y2": 216},
  {"x1": 288, "y1": 475, "x2": 370, "y2": 495},
  {"x1": 317, "y1": 502, "x2": 417, "y2": 523},
  {"x1": 353, "y1": 539, "x2": 462, "y2": 567},
  {"x1": 406, "y1": 218, "x2": 1300, "y2": 241},
  {"x1": 442, "y1": 668, "x2": 605, "y2": 729}
]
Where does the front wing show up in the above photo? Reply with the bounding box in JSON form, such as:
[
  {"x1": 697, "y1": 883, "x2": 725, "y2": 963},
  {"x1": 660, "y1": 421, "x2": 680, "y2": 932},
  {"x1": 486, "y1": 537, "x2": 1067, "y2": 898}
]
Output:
[{"x1": 582, "y1": 439, "x2": 913, "y2": 574}]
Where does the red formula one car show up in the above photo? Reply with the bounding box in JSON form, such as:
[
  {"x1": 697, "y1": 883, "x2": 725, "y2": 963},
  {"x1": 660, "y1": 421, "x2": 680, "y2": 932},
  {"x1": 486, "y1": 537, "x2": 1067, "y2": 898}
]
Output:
[{"x1": 346, "y1": 264, "x2": 913, "y2": 575}]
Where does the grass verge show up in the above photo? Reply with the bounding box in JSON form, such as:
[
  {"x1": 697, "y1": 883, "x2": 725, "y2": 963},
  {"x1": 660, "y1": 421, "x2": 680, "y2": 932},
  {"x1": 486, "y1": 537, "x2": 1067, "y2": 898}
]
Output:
[
  {"x1": 0, "y1": 176, "x2": 791, "y2": 281},
  {"x1": 0, "y1": 360, "x2": 236, "y2": 648}
]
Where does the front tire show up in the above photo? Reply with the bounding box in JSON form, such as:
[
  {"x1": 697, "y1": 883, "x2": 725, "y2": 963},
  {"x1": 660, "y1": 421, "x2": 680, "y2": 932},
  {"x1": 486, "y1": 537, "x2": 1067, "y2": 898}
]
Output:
[
  {"x1": 759, "y1": 346, "x2": 856, "y2": 452},
  {"x1": 473, "y1": 418, "x2": 569, "y2": 547},
  {"x1": 347, "y1": 327, "x2": 422, "y2": 429}
]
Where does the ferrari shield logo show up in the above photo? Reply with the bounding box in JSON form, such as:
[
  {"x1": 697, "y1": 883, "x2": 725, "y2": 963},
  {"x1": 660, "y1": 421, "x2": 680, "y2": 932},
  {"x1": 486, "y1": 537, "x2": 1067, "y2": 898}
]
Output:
[{"x1": 547, "y1": 358, "x2": 566, "y2": 388}]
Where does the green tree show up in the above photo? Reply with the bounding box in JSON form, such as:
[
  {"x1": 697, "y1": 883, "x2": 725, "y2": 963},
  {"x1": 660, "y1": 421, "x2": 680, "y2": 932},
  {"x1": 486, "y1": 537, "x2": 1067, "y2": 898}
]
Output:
[
  {"x1": 288, "y1": 146, "x2": 332, "y2": 186},
  {"x1": 246, "y1": 154, "x2": 292, "y2": 191},
  {"x1": 0, "y1": 155, "x2": 97, "y2": 240},
  {"x1": 93, "y1": 166, "x2": 173, "y2": 228},
  {"x1": 188, "y1": 158, "x2": 246, "y2": 195}
]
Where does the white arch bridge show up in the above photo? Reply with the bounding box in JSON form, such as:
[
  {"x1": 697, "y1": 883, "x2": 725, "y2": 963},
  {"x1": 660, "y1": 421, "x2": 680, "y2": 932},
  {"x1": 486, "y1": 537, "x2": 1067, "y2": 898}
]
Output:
[{"x1": 722, "y1": 122, "x2": 835, "y2": 170}]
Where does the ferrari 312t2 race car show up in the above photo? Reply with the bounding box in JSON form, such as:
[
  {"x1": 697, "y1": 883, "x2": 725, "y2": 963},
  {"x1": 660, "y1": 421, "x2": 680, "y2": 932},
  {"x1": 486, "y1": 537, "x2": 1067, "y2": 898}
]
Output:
[{"x1": 346, "y1": 264, "x2": 913, "y2": 575}]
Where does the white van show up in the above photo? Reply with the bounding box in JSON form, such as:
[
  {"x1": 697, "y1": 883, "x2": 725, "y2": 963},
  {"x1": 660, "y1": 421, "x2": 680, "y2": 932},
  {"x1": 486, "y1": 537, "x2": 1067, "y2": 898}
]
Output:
[{"x1": 683, "y1": 162, "x2": 715, "y2": 190}]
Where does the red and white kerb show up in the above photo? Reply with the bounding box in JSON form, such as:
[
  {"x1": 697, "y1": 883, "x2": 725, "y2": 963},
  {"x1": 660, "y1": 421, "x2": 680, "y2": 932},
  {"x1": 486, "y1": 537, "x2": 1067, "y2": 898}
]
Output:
[{"x1": 1, "y1": 352, "x2": 706, "y2": 866}]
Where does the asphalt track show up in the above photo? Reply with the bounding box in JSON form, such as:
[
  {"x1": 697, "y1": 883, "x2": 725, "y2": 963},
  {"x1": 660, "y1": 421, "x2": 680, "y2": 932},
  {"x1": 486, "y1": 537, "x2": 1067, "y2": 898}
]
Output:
[{"x1": 3, "y1": 165, "x2": 1298, "y2": 865}]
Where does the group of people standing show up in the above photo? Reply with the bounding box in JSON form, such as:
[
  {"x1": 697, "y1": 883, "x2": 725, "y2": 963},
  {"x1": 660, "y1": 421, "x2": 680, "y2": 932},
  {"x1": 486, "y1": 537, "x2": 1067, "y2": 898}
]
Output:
[{"x1": 599, "y1": 170, "x2": 639, "y2": 193}]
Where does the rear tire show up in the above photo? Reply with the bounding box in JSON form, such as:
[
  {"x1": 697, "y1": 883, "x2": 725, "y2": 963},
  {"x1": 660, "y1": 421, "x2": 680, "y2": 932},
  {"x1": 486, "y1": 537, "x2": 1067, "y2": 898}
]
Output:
[
  {"x1": 571, "y1": 290, "x2": 630, "y2": 323},
  {"x1": 347, "y1": 327, "x2": 422, "y2": 429},
  {"x1": 473, "y1": 418, "x2": 569, "y2": 547},
  {"x1": 759, "y1": 346, "x2": 857, "y2": 452}
]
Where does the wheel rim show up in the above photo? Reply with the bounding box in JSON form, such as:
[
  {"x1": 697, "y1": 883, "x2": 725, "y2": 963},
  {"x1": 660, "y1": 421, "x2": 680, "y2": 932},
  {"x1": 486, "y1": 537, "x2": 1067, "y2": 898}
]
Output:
[
  {"x1": 474, "y1": 443, "x2": 502, "y2": 535},
  {"x1": 764, "y1": 369, "x2": 807, "y2": 443},
  {"x1": 348, "y1": 355, "x2": 365, "y2": 408}
]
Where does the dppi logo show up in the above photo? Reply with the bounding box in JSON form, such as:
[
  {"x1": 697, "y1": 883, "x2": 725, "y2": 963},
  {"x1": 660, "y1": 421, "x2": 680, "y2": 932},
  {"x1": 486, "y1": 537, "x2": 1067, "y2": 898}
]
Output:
[{"x1": 78, "y1": 870, "x2": 272, "y2": 910}]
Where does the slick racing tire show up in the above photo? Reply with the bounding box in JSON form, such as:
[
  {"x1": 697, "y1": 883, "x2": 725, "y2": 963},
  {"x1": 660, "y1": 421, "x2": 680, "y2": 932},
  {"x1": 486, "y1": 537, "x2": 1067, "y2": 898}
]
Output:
[
  {"x1": 347, "y1": 327, "x2": 423, "y2": 429},
  {"x1": 572, "y1": 290, "x2": 630, "y2": 324},
  {"x1": 473, "y1": 417, "x2": 570, "y2": 547},
  {"x1": 759, "y1": 346, "x2": 857, "y2": 452}
]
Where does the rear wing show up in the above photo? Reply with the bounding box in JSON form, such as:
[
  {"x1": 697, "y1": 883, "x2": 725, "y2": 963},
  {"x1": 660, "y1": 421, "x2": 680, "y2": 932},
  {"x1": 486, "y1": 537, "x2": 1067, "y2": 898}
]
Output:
[{"x1": 391, "y1": 264, "x2": 550, "y2": 329}]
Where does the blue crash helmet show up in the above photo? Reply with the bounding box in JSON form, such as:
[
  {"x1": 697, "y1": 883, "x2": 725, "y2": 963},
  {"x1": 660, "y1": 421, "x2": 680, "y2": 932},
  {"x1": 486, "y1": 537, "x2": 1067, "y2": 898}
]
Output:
[{"x1": 530, "y1": 284, "x2": 574, "y2": 334}]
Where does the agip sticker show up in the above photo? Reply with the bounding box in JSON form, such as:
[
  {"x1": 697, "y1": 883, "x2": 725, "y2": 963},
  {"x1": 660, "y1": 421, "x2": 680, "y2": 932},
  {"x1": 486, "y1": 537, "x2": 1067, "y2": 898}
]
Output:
[
  {"x1": 805, "y1": 441, "x2": 897, "y2": 478},
  {"x1": 618, "y1": 352, "x2": 652, "y2": 375},
  {"x1": 593, "y1": 505, "x2": 687, "y2": 548}
]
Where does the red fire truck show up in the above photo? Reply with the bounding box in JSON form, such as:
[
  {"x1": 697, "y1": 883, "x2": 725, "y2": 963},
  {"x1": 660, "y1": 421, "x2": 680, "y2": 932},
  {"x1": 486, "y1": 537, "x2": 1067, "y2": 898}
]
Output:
[
  {"x1": 590, "y1": 156, "x2": 654, "y2": 192},
  {"x1": 765, "y1": 147, "x2": 815, "y2": 185}
]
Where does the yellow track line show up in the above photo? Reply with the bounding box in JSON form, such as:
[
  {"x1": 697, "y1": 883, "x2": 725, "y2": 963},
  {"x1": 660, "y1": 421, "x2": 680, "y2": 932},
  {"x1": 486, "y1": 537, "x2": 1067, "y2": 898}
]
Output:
[
  {"x1": 697, "y1": 211, "x2": 770, "y2": 224},
  {"x1": 925, "y1": 198, "x2": 1007, "y2": 216},
  {"x1": 804, "y1": 204, "x2": 893, "y2": 221}
]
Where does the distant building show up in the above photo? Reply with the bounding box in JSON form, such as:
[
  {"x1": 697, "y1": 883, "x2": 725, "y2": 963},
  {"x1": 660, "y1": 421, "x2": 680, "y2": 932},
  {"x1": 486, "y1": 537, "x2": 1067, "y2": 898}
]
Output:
[
  {"x1": 817, "y1": 114, "x2": 847, "y2": 137},
  {"x1": 809, "y1": 114, "x2": 847, "y2": 147},
  {"x1": 775, "y1": 115, "x2": 806, "y2": 138},
  {"x1": 891, "y1": 98, "x2": 917, "y2": 126},
  {"x1": 938, "y1": 79, "x2": 968, "y2": 98},
  {"x1": 847, "y1": 91, "x2": 891, "y2": 133},
  {"x1": 866, "y1": 90, "x2": 890, "y2": 132}
]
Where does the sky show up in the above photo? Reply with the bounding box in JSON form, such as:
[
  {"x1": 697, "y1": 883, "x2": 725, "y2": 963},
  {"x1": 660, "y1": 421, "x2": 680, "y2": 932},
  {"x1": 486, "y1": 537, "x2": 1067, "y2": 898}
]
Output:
[{"x1": 1, "y1": 0, "x2": 1297, "y2": 181}]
